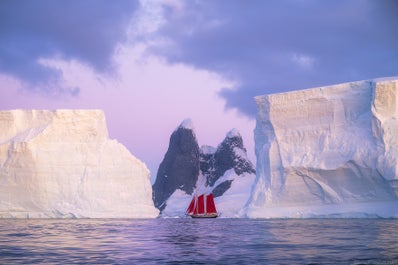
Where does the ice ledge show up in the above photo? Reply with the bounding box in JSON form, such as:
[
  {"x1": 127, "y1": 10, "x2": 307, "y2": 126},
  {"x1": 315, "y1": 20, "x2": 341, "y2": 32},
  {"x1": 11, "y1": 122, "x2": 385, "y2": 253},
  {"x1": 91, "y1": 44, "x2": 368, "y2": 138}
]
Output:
[
  {"x1": 255, "y1": 76, "x2": 398, "y2": 100},
  {"x1": 0, "y1": 109, "x2": 109, "y2": 144},
  {"x1": 246, "y1": 200, "x2": 398, "y2": 219}
]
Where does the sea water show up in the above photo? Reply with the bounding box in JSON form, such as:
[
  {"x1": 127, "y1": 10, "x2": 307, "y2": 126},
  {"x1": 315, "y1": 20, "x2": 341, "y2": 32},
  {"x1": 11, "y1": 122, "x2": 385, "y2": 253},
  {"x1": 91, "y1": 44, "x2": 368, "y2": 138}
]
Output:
[{"x1": 0, "y1": 218, "x2": 397, "y2": 264}]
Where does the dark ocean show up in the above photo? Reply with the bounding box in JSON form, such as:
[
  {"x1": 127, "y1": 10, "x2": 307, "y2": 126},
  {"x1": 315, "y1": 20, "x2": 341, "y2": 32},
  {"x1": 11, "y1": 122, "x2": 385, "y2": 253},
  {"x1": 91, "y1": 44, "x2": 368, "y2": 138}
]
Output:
[{"x1": 0, "y1": 218, "x2": 397, "y2": 264}]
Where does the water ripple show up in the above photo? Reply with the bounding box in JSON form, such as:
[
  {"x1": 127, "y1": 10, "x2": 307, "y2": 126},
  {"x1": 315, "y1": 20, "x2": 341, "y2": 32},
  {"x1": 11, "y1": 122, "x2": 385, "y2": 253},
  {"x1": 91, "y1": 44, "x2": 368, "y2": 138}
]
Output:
[{"x1": 0, "y1": 219, "x2": 398, "y2": 264}]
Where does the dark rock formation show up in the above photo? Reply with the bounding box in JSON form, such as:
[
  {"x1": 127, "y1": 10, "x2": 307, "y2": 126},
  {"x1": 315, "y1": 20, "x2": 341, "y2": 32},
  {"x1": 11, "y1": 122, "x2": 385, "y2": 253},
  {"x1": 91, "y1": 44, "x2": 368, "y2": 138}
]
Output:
[
  {"x1": 201, "y1": 129, "x2": 256, "y2": 197},
  {"x1": 211, "y1": 180, "x2": 233, "y2": 197},
  {"x1": 152, "y1": 119, "x2": 200, "y2": 211},
  {"x1": 153, "y1": 121, "x2": 256, "y2": 213}
]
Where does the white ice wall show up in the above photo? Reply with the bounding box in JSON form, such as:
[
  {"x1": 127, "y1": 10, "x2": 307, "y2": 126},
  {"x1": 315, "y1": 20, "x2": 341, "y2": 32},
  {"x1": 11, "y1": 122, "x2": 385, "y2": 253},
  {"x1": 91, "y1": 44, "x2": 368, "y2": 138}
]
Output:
[
  {"x1": 0, "y1": 110, "x2": 159, "y2": 218},
  {"x1": 247, "y1": 77, "x2": 398, "y2": 218}
]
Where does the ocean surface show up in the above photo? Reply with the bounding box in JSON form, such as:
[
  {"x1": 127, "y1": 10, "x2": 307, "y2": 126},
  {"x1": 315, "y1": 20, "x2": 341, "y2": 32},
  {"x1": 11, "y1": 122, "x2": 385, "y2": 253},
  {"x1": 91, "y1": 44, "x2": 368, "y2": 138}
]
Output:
[{"x1": 0, "y1": 218, "x2": 397, "y2": 264}]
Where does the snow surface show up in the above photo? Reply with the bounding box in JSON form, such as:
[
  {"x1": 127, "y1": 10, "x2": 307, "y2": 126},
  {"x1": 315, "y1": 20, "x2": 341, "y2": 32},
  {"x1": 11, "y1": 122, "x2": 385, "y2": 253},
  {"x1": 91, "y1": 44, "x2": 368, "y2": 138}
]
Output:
[
  {"x1": 247, "y1": 77, "x2": 398, "y2": 218},
  {"x1": 213, "y1": 170, "x2": 255, "y2": 217},
  {"x1": 0, "y1": 110, "x2": 159, "y2": 218},
  {"x1": 179, "y1": 118, "x2": 195, "y2": 131},
  {"x1": 200, "y1": 145, "x2": 216, "y2": 155},
  {"x1": 226, "y1": 128, "x2": 241, "y2": 138}
]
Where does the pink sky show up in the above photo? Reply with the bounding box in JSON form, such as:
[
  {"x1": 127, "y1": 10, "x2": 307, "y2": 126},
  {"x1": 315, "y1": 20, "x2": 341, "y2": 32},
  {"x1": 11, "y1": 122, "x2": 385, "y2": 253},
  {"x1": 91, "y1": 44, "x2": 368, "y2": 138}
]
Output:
[{"x1": 0, "y1": 43, "x2": 255, "y2": 181}]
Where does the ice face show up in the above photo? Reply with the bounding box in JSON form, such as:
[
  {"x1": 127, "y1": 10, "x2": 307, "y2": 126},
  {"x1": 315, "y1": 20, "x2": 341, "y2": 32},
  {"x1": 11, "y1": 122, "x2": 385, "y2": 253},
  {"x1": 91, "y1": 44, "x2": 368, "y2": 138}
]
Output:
[
  {"x1": 0, "y1": 110, "x2": 159, "y2": 218},
  {"x1": 247, "y1": 77, "x2": 398, "y2": 218}
]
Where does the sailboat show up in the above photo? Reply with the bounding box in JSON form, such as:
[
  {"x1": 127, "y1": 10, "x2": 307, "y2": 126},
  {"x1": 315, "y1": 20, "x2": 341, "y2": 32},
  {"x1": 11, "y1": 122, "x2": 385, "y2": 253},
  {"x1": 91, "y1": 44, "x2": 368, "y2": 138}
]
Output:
[{"x1": 186, "y1": 193, "x2": 218, "y2": 218}]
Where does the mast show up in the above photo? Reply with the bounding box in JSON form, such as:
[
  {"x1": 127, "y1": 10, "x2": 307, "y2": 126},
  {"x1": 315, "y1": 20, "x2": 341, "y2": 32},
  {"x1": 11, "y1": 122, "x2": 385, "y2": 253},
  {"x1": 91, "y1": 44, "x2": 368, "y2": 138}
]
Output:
[
  {"x1": 194, "y1": 195, "x2": 205, "y2": 214},
  {"x1": 204, "y1": 193, "x2": 207, "y2": 214}
]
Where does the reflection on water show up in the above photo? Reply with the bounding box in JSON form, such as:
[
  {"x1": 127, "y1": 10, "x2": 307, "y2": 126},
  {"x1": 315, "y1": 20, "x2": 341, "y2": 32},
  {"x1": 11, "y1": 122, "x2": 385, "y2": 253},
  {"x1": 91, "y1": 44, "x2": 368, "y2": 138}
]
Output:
[{"x1": 0, "y1": 218, "x2": 398, "y2": 264}]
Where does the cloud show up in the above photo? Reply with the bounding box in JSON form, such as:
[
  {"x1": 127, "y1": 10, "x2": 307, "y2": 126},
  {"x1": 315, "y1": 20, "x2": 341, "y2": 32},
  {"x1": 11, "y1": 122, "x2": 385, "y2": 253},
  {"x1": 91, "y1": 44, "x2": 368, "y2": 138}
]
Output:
[
  {"x1": 0, "y1": 0, "x2": 138, "y2": 95},
  {"x1": 291, "y1": 53, "x2": 315, "y2": 70},
  {"x1": 1, "y1": 0, "x2": 397, "y2": 117},
  {"x1": 147, "y1": 0, "x2": 398, "y2": 116}
]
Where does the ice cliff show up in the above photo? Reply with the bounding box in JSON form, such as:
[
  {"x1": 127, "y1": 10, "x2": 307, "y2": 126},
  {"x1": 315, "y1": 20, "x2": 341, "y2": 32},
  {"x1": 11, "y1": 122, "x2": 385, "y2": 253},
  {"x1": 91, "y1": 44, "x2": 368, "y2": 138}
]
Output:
[
  {"x1": 152, "y1": 119, "x2": 256, "y2": 217},
  {"x1": 0, "y1": 110, "x2": 159, "y2": 218},
  {"x1": 247, "y1": 77, "x2": 398, "y2": 218}
]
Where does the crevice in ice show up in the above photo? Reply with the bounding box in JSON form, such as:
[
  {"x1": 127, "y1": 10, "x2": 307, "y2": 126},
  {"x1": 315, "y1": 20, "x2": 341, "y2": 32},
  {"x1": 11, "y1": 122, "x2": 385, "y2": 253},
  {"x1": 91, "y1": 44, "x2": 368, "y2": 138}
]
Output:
[{"x1": 10, "y1": 124, "x2": 51, "y2": 144}]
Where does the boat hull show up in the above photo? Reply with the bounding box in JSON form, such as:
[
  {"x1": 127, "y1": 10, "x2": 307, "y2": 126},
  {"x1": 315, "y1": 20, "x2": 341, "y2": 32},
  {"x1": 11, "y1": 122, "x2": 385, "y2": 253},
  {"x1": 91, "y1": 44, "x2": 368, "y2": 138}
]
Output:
[{"x1": 189, "y1": 213, "x2": 218, "y2": 218}]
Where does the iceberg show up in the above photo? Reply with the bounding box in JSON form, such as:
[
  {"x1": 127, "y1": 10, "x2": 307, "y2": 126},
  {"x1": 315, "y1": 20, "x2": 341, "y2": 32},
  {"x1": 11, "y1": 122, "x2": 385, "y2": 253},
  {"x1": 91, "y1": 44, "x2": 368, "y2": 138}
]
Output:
[
  {"x1": 0, "y1": 109, "x2": 159, "y2": 218},
  {"x1": 247, "y1": 77, "x2": 398, "y2": 218}
]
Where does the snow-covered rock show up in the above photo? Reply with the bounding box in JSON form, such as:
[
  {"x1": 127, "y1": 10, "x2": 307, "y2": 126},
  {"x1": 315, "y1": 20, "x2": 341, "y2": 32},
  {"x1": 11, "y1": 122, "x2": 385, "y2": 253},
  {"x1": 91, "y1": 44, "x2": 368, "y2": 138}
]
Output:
[
  {"x1": 0, "y1": 109, "x2": 159, "y2": 218},
  {"x1": 155, "y1": 120, "x2": 256, "y2": 218},
  {"x1": 247, "y1": 77, "x2": 398, "y2": 218},
  {"x1": 202, "y1": 129, "x2": 255, "y2": 188}
]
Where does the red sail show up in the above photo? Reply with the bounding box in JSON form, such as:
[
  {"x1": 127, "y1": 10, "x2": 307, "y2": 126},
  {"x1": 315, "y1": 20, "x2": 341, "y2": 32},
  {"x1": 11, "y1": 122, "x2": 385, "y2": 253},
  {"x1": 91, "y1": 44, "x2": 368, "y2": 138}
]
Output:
[
  {"x1": 194, "y1": 194, "x2": 205, "y2": 214},
  {"x1": 205, "y1": 194, "x2": 217, "y2": 214},
  {"x1": 186, "y1": 197, "x2": 195, "y2": 215}
]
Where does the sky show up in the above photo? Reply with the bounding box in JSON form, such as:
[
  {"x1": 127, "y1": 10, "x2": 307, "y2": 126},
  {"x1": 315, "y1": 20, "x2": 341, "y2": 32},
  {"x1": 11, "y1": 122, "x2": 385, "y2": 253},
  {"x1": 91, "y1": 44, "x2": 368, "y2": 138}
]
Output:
[{"x1": 1, "y1": 0, "x2": 397, "y2": 181}]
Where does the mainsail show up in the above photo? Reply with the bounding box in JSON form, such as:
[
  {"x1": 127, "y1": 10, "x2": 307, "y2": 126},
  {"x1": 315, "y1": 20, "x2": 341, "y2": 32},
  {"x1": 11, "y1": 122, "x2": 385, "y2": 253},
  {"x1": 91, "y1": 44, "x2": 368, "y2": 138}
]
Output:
[
  {"x1": 205, "y1": 194, "x2": 217, "y2": 214},
  {"x1": 186, "y1": 193, "x2": 218, "y2": 218}
]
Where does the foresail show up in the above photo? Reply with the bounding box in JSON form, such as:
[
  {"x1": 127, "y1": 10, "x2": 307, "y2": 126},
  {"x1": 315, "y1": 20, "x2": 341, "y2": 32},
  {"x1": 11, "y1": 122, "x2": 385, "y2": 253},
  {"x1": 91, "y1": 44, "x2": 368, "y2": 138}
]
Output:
[{"x1": 186, "y1": 198, "x2": 195, "y2": 215}]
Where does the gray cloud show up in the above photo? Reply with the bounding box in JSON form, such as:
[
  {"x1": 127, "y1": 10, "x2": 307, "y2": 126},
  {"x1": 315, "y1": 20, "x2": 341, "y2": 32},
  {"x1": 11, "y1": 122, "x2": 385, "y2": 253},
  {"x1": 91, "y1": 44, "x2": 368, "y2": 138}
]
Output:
[
  {"x1": 0, "y1": 0, "x2": 138, "y2": 94},
  {"x1": 151, "y1": 0, "x2": 398, "y2": 116}
]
